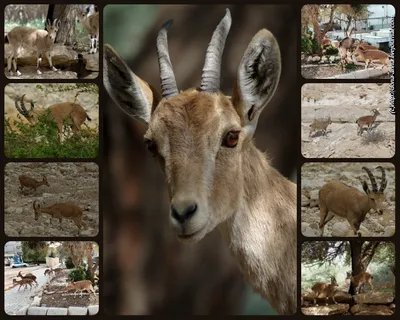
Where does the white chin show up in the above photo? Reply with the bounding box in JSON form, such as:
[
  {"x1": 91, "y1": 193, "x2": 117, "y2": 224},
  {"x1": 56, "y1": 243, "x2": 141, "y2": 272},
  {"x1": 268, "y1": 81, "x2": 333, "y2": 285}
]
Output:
[{"x1": 176, "y1": 227, "x2": 208, "y2": 243}]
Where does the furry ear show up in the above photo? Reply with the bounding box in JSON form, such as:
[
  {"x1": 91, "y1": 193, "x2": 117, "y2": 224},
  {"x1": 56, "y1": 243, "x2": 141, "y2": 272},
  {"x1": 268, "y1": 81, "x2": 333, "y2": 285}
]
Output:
[
  {"x1": 103, "y1": 44, "x2": 160, "y2": 125},
  {"x1": 232, "y1": 29, "x2": 281, "y2": 138}
]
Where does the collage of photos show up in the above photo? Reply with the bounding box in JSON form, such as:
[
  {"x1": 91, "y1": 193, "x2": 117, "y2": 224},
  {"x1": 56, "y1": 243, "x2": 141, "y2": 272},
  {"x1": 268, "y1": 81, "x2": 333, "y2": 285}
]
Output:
[
  {"x1": 1, "y1": 1, "x2": 397, "y2": 318},
  {"x1": 3, "y1": 3, "x2": 100, "y2": 317}
]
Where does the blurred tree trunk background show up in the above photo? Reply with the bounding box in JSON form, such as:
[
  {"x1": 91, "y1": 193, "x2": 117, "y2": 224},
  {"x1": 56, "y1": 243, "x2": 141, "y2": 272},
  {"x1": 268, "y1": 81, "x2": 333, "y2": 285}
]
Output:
[
  {"x1": 103, "y1": 5, "x2": 298, "y2": 315},
  {"x1": 47, "y1": 4, "x2": 78, "y2": 45}
]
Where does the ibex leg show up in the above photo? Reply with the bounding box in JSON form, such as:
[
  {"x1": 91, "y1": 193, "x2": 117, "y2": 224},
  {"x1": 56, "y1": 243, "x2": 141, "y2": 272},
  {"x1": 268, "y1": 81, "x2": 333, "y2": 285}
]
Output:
[
  {"x1": 36, "y1": 52, "x2": 43, "y2": 75},
  {"x1": 45, "y1": 51, "x2": 58, "y2": 72}
]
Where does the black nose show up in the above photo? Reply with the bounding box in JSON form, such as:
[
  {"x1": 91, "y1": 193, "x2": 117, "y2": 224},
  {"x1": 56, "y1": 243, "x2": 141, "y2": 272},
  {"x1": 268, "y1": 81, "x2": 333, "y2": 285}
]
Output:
[{"x1": 171, "y1": 203, "x2": 198, "y2": 224}]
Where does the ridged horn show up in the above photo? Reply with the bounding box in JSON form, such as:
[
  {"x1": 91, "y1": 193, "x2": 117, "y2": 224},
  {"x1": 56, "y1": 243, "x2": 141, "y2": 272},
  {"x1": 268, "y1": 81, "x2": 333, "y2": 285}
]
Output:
[
  {"x1": 156, "y1": 20, "x2": 178, "y2": 99},
  {"x1": 362, "y1": 166, "x2": 378, "y2": 192},
  {"x1": 200, "y1": 8, "x2": 232, "y2": 92},
  {"x1": 376, "y1": 166, "x2": 387, "y2": 192}
]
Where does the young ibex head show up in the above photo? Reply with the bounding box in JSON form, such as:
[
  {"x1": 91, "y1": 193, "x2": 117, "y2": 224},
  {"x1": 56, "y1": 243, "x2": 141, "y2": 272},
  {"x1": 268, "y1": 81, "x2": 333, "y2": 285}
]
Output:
[
  {"x1": 14, "y1": 94, "x2": 39, "y2": 125},
  {"x1": 362, "y1": 166, "x2": 387, "y2": 214},
  {"x1": 45, "y1": 19, "x2": 61, "y2": 41},
  {"x1": 371, "y1": 108, "x2": 381, "y2": 116},
  {"x1": 41, "y1": 175, "x2": 50, "y2": 187},
  {"x1": 330, "y1": 276, "x2": 338, "y2": 286},
  {"x1": 104, "y1": 9, "x2": 281, "y2": 243}
]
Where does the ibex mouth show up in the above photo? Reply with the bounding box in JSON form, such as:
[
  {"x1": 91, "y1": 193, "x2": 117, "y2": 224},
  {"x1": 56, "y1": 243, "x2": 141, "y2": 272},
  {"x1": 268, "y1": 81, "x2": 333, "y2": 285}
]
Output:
[{"x1": 177, "y1": 227, "x2": 206, "y2": 242}]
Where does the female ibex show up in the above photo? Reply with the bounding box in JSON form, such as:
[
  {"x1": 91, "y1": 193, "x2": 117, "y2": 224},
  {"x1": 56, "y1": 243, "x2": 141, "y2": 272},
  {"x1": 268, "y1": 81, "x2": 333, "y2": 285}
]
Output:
[
  {"x1": 104, "y1": 9, "x2": 296, "y2": 314},
  {"x1": 318, "y1": 166, "x2": 387, "y2": 237},
  {"x1": 6, "y1": 19, "x2": 61, "y2": 76},
  {"x1": 14, "y1": 94, "x2": 91, "y2": 141},
  {"x1": 346, "y1": 270, "x2": 374, "y2": 294},
  {"x1": 76, "y1": 7, "x2": 99, "y2": 54},
  {"x1": 19, "y1": 174, "x2": 49, "y2": 193},
  {"x1": 311, "y1": 276, "x2": 338, "y2": 306},
  {"x1": 17, "y1": 271, "x2": 38, "y2": 286}
]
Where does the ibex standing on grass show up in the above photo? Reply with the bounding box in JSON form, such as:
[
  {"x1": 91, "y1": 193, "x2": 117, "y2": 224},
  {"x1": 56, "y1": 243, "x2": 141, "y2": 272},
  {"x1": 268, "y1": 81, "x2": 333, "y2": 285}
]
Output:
[
  {"x1": 356, "y1": 109, "x2": 380, "y2": 135},
  {"x1": 6, "y1": 19, "x2": 61, "y2": 76},
  {"x1": 33, "y1": 201, "x2": 89, "y2": 235},
  {"x1": 311, "y1": 276, "x2": 338, "y2": 306},
  {"x1": 346, "y1": 270, "x2": 374, "y2": 294},
  {"x1": 19, "y1": 174, "x2": 49, "y2": 193},
  {"x1": 77, "y1": 7, "x2": 99, "y2": 54},
  {"x1": 14, "y1": 94, "x2": 92, "y2": 141},
  {"x1": 318, "y1": 166, "x2": 387, "y2": 237},
  {"x1": 104, "y1": 9, "x2": 296, "y2": 314}
]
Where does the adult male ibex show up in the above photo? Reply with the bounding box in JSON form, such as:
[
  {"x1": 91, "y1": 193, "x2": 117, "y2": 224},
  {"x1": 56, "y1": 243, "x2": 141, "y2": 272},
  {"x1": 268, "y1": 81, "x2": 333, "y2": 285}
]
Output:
[
  {"x1": 6, "y1": 19, "x2": 61, "y2": 76},
  {"x1": 104, "y1": 9, "x2": 296, "y2": 314},
  {"x1": 356, "y1": 109, "x2": 380, "y2": 135},
  {"x1": 346, "y1": 270, "x2": 374, "y2": 294},
  {"x1": 33, "y1": 201, "x2": 89, "y2": 235},
  {"x1": 311, "y1": 276, "x2": 338, "y2": 306},
  {"x1": 14, "y1": 94, "x2": 91, "y2": 141},
  {"x1": 318, "y1": 166, "x2": 387, "y2": 237},
  {"x1": 19, "y1": 174, "x2": 49, "y2": 193}
]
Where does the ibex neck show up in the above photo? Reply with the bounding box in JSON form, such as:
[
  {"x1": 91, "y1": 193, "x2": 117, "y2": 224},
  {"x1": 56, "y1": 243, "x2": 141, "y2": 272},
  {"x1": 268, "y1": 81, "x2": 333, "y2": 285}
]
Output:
[{"x1": 219, "y1": 143, "x2": 297, "y2": 314}]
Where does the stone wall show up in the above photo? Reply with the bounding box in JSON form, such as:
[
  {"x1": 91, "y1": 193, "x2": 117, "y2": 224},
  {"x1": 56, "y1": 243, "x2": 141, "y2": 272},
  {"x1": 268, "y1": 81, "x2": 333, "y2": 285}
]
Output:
[{"x1": 15, "y1": 305, "x2": 99, "y2": 316}]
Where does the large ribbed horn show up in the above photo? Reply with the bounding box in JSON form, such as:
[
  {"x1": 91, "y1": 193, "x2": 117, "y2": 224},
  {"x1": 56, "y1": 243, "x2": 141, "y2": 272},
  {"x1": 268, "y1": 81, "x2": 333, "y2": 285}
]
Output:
[
  {"x1": 14, "y1": 96, "x2": 26, "y2": 116},
  {"x1": 20, "y1": 94, "x2": 29, "y2": 114},
  {"x1": 362, "y1": 166, "x2": 378, "y2": 192},
  {"x1": 376, "y1": 166, "x2": 387, "y2": 192},
  {"x1": 156, "y1": 20, "x2": 178, "y2": 99},
  {"x1": 200, "y1": 8, "x2": 232, "y2": 92}
]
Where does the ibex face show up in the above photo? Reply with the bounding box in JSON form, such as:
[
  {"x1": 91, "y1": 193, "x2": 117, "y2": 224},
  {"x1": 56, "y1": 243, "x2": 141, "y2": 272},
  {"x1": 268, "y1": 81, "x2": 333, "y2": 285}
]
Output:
[
  {"x1": 362, "y1": 166, "x2": 387, "y2": 215},
  {"x1": 45, "y1": 19, "x2": 60, "y2": 41},
  {"x1": 104, "y1": 9, "x2": 281, "y2": 243},
  {"x1": 14, "y1": 95, "x2": 40, "y2": 125}
]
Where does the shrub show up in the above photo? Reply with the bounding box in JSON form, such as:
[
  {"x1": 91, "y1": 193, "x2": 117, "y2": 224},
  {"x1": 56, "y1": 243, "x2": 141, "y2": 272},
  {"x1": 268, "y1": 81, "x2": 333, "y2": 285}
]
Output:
[
  {"x1": 301, "y1": 35, "x2": 319, "y2": 54},
  {"x1": 65, "y1": 257, "x2": 75, "y2": 269},
  {"x1": 361, "y1": 130, "x2": 386, "y2": 145},
  {"x1": 325, "y1": 46, "x2": 339, "y2": 55},
  {"x1": 4, "y1": 110, "x2": 98, "y2": 158},
  {"x1": 68, "y1": 268, "x2": 87, "y2": 282}
]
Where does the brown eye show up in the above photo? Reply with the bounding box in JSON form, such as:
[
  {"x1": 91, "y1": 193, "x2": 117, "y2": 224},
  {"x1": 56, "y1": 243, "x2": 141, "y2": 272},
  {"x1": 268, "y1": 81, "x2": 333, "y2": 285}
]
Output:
[
  {"x1": 145, "y1": 139, "x2": 158, "y2": 156},
  {"x1": 222, "y1": 131, "x2": 240, "y2": 148}
]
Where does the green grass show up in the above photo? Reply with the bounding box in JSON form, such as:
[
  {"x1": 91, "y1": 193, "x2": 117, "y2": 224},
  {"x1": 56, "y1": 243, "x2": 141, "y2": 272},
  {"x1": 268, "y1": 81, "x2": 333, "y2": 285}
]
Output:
[{"x1": 4, "y1": 111, "x2": 98, "y2": 158}]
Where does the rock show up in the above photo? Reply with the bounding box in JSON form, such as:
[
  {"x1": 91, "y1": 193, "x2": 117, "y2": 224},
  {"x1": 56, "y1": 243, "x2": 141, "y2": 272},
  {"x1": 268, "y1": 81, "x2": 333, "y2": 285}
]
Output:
[
  {"x1": 31, "y1": 296, "x2": 41, "y2": 307},
  {"x1": 303, "y1": 225, "x2": 319, "y2": 237},
  {"x1": 321, "y1": 56, "x2": 328, "y2": 63},
  {"x1": 312, "y1": 56, "x2": 321, "y2": 62},
  {"x1": 350, "y1": 304, "x2": 393, "y2": 315},
  {"x1": 15, "y1": 207, "x2": 23, "y2": 214},
  {"x1": 301, "y1": 195, "x2": 310, "y2": 207},
  {"x1": 331, "y1": 222, "x2": 352, "y2": 237},
  {"x1": 15, "y1": 306, "x2": 29, "y2": 315},
  {"x1": 389, "y1": 303, "x2": 395, "y2": 310},
  {"x1": 83, "y1": 53, "x2": 99, "y2": 72},
  {"x1": 68, "y1": 307, "x2": 88, "y2": 316},
  {"x1": 47, "y1": 307, "x2": 68, "y2": 316},
  {"x1": 309, "y1": 190, "x2": 319, "y2": 207},
  {"x1": 384, "y1": 226, "x2": 395, "y2": 237},
  {"x1": 307, "y1": 56, "x2": 313, "y2": 63},
  {"x1": 329, "y1": 56, "x2": 336, "y2": 63},
  {"x1": 301, "y1": 304, "x2": 349, "y2": 315},
  {"x1": 88, "y1": 305, "x2": 99, "y2": 315},
  {"x1": 333, "y1": 291, "x2": 353, "y2": 304},
  {"x1": 5, "y1": 207, "x2": 15, "y2": 214},
  {"x1": 353, "y1": 292, "x2": 394, "y2": 304},
  {"x1": 27, "y1": 307, "x2": 48, "y2": 315}
]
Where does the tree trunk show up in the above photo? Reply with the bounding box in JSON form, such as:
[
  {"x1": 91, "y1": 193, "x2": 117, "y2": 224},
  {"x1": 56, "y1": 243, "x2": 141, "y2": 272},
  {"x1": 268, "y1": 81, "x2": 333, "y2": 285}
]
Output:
[
  {"x1": 87, "y1": 243, "x2": 94, "y2": 281},
  {"x1": 360, "y1": 241, "x2": 379, "y2": 270},
  {"x1": 349, "y1": 240, "x2": 363, "y2": 295},
  {"x1": 46, "y1": 4, "x2": 78, "y2": 45}
]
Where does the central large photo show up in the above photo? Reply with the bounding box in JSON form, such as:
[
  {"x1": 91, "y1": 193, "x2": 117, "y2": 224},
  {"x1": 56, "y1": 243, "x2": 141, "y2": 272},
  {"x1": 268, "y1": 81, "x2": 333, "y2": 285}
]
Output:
[{"x1": 103, "y1": 4, "x2": 297, "y2": 315}]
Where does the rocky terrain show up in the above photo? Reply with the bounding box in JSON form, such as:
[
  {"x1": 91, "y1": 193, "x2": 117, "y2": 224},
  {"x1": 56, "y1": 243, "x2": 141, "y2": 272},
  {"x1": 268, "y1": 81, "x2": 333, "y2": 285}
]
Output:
[
  {"x1": 302, "y1": 83, "x2": 395, "y2": 158},
  {"x1": 301, "y1": 162, "x2": 395, "y2": 237},
  {"x1": 4, "y1": 163, "x2": 99, "y2": 237},
  {"x1": 4, "y1": 43, "x2": 99, "y2": 80},
  {"x1": 4, "y1": 83, "x2": 99, "y2": 130}
]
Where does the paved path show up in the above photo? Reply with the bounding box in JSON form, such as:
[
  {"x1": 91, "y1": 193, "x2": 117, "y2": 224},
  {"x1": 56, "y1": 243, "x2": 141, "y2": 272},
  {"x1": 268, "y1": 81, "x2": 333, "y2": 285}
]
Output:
[{"x1": 5, "y1": 266, "x2": 49, "y2": 315}]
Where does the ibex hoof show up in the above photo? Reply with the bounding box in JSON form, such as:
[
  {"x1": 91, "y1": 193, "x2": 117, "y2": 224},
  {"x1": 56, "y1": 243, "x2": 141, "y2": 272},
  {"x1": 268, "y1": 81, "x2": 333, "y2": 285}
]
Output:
[
  {"x1": 37, "y1": 70, "x2": 42, "y2": 75},
  {"x1": 16, "y1": 70, "x2": 22, "y2": 76},
  {"x1": 51, "y1": 66, "x2": 58, "y2": 72},
  {"x1": 357, "y1": 232, "x2": 362, "y2": 237}
]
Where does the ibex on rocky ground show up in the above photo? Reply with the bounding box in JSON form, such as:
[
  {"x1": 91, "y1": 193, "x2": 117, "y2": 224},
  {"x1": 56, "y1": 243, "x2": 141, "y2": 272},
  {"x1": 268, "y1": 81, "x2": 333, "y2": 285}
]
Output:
[
  {"x1": 14, "y1": 94, "x2": 92, "y2": 141},
  {"x1": 356, "y1": 109, "x2": 380, "y2": 135},
  {"x1": 6, "y1": 19, "x2": 61, "y2": 76},
  {"x1": 318, "y1": 166, "x2": 387, "y2": 237},
  {"x1": 311, "y1": 276, "x2": 338, "y2": 306},
  {"x1": 33, "y1": 201, "x2": 89, "y2": 235},
  {"x1": 77, "y1": 7, "x2": 99, "y2": 54},
  {"x1": 104, "y1": 9, "x2": 296, "y2": 314},
  {"x1": 19, "y1": 174, "x2": 49, "y2": 193},
  {"x1": 346, "y1": 270, "x2": 374, "y2": 294},
  {"x1": 309, "y1": 117, "x2": 332, "y2": 137}
]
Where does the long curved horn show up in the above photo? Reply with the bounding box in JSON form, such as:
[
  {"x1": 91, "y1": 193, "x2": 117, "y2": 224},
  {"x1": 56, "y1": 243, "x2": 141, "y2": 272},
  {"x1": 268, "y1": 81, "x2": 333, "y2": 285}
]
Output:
[
  {"x1": 376, "y1": 166, "x2": 387, "y2": 192},
  {"x1": 14, "y1": 96, "x2": 25, "y2": 116},
  {"x1": 362, "y1": 166, "x2": 378, "y2": 192},
  {"x1": 200, "y1": 9, "x2": 232, "y2": 92},
  {"x1": 53, "y1": 18, "x2": 58, "y2": 27},
  {"x1": 20, "y1": 94, "x2": 29, "y2": 114},
  {"x1": 156, "y1": 20, "x2": 178, "y2": 99}
]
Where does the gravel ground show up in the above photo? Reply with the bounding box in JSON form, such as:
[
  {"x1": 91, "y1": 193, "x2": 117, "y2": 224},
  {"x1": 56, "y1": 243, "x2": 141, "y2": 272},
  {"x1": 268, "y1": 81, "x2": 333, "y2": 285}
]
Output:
[{"x1": 5, "y1": 266, "x2": 49, "y2": 315}]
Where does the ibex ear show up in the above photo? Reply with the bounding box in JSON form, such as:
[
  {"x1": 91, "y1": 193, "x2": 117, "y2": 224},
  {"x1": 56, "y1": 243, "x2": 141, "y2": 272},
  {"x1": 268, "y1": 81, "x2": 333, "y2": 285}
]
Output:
[
  {"x1": 232, "y1": 29, "x2": 281, "y2": 138},
  {"x1": 104, "y1": 44, "x2": 159, "y2": 125},
  {"x1": 56, "y1": 20, "x2": 61, "y2": 29}
]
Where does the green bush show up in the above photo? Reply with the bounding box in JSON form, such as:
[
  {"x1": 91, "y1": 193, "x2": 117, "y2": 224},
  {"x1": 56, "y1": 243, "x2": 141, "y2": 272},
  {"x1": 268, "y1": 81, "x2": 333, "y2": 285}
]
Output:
[
  {"x1": 325, "y1": 46, "x2": 339, "y2": 55},
  {"x1": 4, "y1": 110, "x2": 98, "y2": 158},
  {"x1": 65, "y1": 257, "x2": 75, "y2": 269},
  {"x1": 68, "y1": 268, "x2": 87, "y2": 282}
]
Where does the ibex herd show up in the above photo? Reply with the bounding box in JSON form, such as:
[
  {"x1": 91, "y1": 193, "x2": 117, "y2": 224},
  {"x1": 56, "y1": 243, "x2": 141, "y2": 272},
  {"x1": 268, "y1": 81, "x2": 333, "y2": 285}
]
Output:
[
  {"x1": 309, "y1": 109, "x2": 381, "y2": 137},
  {"x1": 13, "y1": 94, "x2": 92, "y2": 141},
  {"x1": 310, "y1": 270, "x2": 374, "y2": 306},
  {"x1": 12, "y1": 271, "x2": 38, "y2": 291},
  {"x1": 104, "y1": 9, "x2": 297, "y2": 315},
  {"x1": 318, "y1": 166, "x2": 388, "y2": 237},
  {"x1": 18, "y1": 173, "x2": 90, "y2": 236},
  {"x1": 6, "y1": 5, "x2": 99, "y2": 76}
]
